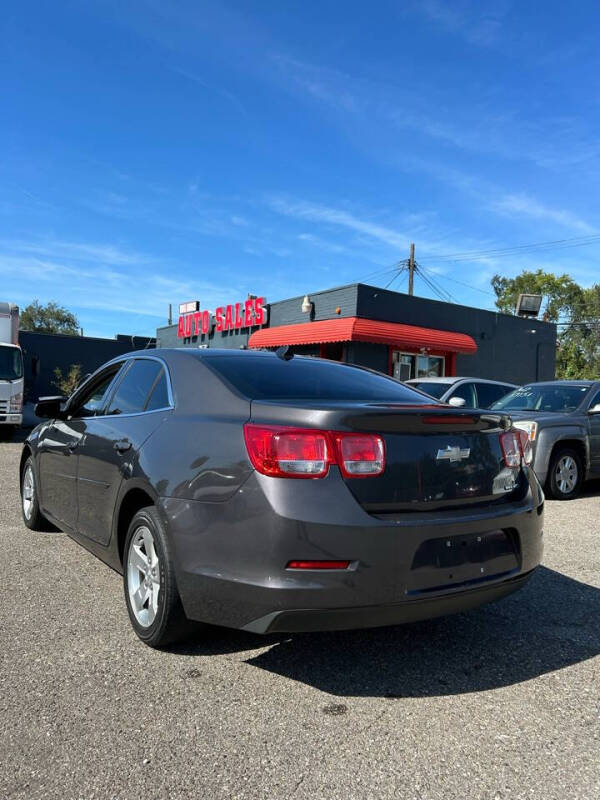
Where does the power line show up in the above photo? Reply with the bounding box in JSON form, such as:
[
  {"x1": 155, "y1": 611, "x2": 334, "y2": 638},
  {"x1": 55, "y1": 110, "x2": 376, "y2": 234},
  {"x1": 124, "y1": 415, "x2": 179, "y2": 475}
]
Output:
[
  {"x1": 415, "y1": 262, "x2": 456, "y2": 303},
  {"x1": 419, "y1": 233, "x2": 600, "y2": 265}
]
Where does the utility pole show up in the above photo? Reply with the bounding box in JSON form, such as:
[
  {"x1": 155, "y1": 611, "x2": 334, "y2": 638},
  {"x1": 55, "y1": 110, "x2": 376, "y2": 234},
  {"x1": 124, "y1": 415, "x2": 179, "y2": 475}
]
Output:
[{"x1": 408, "y1": 242, "x2": 415, "y2": 296}]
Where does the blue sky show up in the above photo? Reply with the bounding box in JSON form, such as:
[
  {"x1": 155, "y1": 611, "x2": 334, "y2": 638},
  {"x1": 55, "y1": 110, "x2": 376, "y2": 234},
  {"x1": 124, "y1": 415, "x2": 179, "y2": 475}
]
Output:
[{"x1": 2, "y1": 0, "x2": 600, "y2": 338}]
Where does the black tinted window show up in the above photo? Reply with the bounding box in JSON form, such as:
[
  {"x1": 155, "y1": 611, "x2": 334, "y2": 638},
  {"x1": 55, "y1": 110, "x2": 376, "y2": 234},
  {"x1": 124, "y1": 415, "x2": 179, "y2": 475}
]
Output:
[
  {"x1": 449, "y1": 382, "x2": 476, "y2": 408},
  {"x1": 409, "y1": 382, "x2": 449, "y2": 399},
  {"x1": 207, "y1": 355, "x2": 434, "y2": 403},
  {"x1": 71, "y1": 367, "x2": 121, "y2": 417},
  {"x1": 107, "y1": 360, "x2": 163, "y2": 415},
  {"x1": 146, "y1": 370, "x2": 170, "y2": 411},
  {"x1": 0, "y1": 347, "x2": 23, "y2": 381},
  {"x1": 475, "y1": 383, "x2": 513, "y2": 408}
]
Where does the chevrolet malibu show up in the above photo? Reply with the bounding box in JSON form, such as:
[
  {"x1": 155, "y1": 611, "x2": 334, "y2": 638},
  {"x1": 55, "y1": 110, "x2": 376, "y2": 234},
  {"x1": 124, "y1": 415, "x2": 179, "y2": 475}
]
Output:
[{"x1": 20, "y1": 349, "x2": 544, "y2": 647}]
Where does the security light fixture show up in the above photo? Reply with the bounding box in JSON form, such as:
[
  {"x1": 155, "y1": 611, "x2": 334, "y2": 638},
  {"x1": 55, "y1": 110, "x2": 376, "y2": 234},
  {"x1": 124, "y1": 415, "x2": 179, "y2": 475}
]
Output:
[
  {"x1": 515, "y1": 294, "x2": 542, "y2": 318},
  {"x1": 301, "y1": 295, "x2": 312, "y2": 313}
]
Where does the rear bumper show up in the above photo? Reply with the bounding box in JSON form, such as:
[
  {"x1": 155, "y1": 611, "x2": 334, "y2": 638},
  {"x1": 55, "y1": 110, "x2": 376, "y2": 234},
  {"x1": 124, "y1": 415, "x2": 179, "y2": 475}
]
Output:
[
  {"x1": 0, "y1": 414, "x2": 21, "y2": 426},
  {"x1": 159, "y1": 467, "x2": 544, "y2": 633},
  {"x1": 243, "y1": 570, "x2": 535, "y2": 633}
]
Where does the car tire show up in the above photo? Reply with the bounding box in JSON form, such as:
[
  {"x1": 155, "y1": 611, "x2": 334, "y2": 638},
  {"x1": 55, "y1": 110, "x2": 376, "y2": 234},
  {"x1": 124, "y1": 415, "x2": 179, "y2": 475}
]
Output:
[
  {"x1": 21, "y1": 456, "x2": 49, "y2": 530},
  {"x1": 546, "y1": 447, "x2": 583, "y2": 500},
  {"x1": 123, "y1": 506, "x2": 194, "y2": 648}
]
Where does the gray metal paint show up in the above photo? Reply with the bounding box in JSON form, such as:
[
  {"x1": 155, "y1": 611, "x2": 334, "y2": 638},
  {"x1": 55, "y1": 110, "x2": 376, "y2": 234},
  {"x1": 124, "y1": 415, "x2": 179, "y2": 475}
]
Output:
[{"x1": 23, "y1": 348, "x2": 545, "y2": 634}]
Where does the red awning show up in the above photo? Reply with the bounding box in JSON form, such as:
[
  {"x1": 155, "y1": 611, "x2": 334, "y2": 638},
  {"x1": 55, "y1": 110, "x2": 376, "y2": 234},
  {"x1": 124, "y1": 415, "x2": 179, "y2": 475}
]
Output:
[{"x1": 248, "y1": 317, "x2": 477, "y2": 354}]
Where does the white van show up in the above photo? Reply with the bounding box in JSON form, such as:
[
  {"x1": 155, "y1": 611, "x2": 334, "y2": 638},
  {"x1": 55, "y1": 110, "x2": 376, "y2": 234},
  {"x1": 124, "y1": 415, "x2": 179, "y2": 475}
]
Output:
[{"x1": 0, "y1": 303, "x2": 24, "y2": 439}]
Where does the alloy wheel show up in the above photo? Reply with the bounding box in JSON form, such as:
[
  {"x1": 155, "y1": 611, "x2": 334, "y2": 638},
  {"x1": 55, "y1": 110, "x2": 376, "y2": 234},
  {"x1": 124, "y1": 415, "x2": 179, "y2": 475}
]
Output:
[
  {"x1": 22, "y1": 465, "x2": 35, "y2": 521},
  {"x1": 127, "y1": 526, "x2": 161, "y2": 627},
  {"x1": 555, "y1": 455, "x2": 578, "y2": 495}
]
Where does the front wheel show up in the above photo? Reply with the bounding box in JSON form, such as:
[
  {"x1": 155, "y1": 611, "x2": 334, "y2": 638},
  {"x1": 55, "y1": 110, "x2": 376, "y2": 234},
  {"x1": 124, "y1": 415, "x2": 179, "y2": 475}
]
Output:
[
  {"x1": 546, "y1": 448, "x2": 583, "y2": 500},
  {"x1": 123, "y1": 506, "x2": 194, "y2": 647},
  {"x1": 21, "y1": 457, "x2": 49, "y2": 530}
]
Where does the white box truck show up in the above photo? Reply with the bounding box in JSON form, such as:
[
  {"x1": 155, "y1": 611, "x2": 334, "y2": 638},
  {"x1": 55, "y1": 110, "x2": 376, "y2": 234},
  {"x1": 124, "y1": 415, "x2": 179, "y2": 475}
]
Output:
[{"x1": 0, "y1": 302, "x2": 24, "y2": 439}]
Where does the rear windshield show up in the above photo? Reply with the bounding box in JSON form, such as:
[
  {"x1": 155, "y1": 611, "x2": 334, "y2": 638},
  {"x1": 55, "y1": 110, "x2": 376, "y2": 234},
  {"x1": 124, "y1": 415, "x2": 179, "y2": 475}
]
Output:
[
  {"x1": 207, "y1": 355, "x2": 434, "y2": 403},
  {"x1": 491, "y1": 384, "x2": 590, "y2": 412},
  {"x1": 0, "y1": 346, "x2": 23, "y2": 381},
  {"x1": 408, "y1": 381, "x2": 448, "y2": 399}
]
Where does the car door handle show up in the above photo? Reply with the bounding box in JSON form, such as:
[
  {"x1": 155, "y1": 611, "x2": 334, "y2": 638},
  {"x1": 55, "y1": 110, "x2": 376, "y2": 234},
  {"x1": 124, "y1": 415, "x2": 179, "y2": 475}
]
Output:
[
  {"x1": 114, "y1": 439, "x2": 132, "y2": 454},
  {"x1": 65, "y1": 439, "x2": 81, "y2": 453}
]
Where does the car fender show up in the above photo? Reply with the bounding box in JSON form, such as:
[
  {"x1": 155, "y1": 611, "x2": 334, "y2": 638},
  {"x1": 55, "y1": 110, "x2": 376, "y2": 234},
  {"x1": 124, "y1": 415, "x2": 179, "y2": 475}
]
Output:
[{"x1": 535, "y1": 424, "x2": 589, "y2": 483}]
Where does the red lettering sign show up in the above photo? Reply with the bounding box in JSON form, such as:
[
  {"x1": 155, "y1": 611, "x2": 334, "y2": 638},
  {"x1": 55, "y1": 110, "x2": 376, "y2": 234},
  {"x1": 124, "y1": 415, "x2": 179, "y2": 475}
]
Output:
[{"x1": 177, "y1": 297, "x2": 267, "y2": 338}]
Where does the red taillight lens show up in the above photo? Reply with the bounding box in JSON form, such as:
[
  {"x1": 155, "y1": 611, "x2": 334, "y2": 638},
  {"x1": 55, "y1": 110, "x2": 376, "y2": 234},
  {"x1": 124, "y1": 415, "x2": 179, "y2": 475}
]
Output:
[
  {"x1": 244, "y1": 425, "x2": 331, "y2": 478},
  {"x1": 286, "y1": 560, "x2": 350, "y2": 570},
  {"x1": 244, "y1": 424, "x2": 386, "y2": 479},
  {"x1": 333, "y1": 433, "x2": 385, "y2": 477},
  {"x1": 500, "y1": 430, "x2": 522, "y2": 468},
  {"x1": 518, "y1": 430, "x2": 533, "y2": 466}
]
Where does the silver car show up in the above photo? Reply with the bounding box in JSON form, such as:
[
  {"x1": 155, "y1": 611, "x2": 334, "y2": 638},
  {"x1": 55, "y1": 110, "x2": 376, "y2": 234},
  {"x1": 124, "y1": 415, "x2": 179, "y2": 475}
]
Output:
[{"x1": 406, "y1": 377, "x2": 517, "y2": 409}]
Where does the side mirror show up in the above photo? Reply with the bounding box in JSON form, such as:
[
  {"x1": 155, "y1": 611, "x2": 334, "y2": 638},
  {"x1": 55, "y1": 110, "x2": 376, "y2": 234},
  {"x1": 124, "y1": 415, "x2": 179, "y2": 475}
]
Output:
[
  {"x1": 35, "y1": 396, "x2": 67, "y2": 419},
  {"x1": 448, "y1": 396, "x2": 467, "y2": 408},
  {"x1": 588, "y1": 403, "x2": 600, "y2": 415}
]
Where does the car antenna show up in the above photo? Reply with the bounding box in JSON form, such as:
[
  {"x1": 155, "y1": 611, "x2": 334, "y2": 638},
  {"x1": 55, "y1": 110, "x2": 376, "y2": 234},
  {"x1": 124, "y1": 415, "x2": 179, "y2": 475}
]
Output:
[{"x1": 275, "y1": 345, "x2": 294, "y2": 361}]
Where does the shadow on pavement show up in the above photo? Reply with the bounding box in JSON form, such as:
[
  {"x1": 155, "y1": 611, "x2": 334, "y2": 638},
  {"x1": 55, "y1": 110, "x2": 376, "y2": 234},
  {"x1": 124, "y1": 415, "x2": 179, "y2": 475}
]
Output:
[{"x1": 173, "y1": 566, "x2": 600, "y2": 697}]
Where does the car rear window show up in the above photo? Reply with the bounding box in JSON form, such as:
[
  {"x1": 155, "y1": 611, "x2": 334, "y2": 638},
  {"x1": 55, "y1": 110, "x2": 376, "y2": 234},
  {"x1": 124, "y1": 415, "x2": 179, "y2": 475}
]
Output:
[{"x1": 207, "y1": 355, "x2": 434, "y2": 403}]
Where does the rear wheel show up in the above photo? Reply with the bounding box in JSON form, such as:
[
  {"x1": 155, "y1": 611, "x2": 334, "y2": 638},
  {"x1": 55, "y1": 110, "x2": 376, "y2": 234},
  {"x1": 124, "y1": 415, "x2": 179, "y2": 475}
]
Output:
[
  {"x1": 123, "y1": 506, "x2": 193, "y2": 647},
  {"x1": 21, "y1": 457, "x2": 48, "y2": 530},
  {"x1": 546, "y1": 447, "x2": 583, "y2": 500}
]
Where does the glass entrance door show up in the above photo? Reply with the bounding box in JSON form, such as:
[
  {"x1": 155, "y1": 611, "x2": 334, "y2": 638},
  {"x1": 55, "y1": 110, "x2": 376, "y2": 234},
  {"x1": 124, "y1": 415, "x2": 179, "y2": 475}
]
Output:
[{"x1": 391, "y1": 351, "x2": 445, "y2": 380}]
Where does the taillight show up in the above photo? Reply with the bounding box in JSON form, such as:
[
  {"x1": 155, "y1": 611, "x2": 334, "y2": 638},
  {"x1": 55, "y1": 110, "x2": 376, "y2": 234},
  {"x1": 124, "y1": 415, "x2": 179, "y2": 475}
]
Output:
[
  {"x1": 244, "y1": 425, "x2": 332, "y2": 478},
  {"x1": 500, "y1": 429, "x2": 532, "y2": 468},
  {"x1": 500, "y1": 430, "x2": 521, "y2": 468},
  {"x1": 333, "y1": 433, "x2": 385, "y2": 477},
  {"x1": 243, "y1": 424, "x2": 385, "y2": 479},
  {"x1": 286, "y1": 560, "x2": 350, "y2": 570},
  {"x1": 518, "y1": 429, "x2": 533, "y2": 466}
]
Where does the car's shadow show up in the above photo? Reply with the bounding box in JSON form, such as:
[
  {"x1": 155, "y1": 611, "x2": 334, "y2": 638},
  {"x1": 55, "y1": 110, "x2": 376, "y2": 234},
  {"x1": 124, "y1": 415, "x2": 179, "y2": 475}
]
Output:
[{"x1": 171, "y1": 566, "x2": 600, "y2": 697}]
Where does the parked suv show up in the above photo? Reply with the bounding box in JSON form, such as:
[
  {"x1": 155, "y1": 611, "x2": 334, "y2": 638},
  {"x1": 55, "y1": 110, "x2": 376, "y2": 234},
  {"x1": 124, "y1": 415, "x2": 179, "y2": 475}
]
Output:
[
  {"x1": 406, "y1": 377, "x2": 517, "y2": 409},
  {"x1": 491, "y1": 380, "x2": 600, "y2": 500}
]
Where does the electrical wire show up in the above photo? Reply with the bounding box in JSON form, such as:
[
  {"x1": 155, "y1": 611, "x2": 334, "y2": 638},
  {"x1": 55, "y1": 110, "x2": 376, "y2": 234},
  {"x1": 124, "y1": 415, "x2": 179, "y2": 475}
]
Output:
[{"x1": 419, "y1": 233, "x2": 600, "y2": 265}]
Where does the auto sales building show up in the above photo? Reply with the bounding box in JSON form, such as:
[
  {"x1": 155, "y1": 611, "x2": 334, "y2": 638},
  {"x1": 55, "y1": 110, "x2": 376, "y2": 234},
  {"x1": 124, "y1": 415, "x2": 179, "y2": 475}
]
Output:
[{"x1": 156, "y1": 282, "x2": 557, "y2": 384}]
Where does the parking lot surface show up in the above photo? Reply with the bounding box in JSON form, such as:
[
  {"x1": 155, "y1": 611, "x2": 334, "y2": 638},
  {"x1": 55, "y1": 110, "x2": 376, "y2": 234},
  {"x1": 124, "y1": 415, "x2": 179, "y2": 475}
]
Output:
[{"x1": 1, "y1": 439, "x2": 599, "y2": 800}]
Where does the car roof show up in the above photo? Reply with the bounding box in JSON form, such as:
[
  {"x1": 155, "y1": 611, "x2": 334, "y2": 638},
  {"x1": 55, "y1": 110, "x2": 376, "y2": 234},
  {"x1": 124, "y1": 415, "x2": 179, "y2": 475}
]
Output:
[
  {"x1": 407, "y1": 376, "x2": 517, "y2": 386},
  {"x1": 521, "y1": 380, "x2": 597, "y2": 387}
]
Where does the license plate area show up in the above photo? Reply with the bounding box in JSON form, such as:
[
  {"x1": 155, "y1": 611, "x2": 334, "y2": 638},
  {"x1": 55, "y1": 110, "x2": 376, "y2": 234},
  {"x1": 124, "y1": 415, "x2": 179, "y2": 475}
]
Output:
[{"x1": 406, "y1": 529, "x2": 520, "y2": 594}]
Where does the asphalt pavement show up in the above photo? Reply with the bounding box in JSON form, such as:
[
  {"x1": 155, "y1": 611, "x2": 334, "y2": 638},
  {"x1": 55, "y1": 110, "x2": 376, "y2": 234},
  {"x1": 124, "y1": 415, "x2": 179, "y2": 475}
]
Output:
[{"x1": 1, "y1": 438, "x2": 598, "y2": 800}]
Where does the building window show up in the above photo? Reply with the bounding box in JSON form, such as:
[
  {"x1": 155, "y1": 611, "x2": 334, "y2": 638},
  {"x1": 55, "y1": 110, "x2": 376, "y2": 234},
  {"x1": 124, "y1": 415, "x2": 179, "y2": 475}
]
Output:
[{"x1": 391, "y1": 351, "x2": 445, "y2": 380}]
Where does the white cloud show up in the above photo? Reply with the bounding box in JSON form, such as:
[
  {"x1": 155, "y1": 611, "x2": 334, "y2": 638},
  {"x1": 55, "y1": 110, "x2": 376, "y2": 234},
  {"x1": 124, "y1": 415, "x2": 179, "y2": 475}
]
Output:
[{"x1": 492, "y1": 193, "x2": 597, "y2": 235}]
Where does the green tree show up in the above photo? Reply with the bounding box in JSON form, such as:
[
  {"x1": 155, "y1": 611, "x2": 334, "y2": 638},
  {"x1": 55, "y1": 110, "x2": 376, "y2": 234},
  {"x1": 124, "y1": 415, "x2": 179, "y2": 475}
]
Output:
[
  {"x1": 20, "y1": 300, "x2": 80, "y2": 335},
  {"x1": 491, "y1": 269, "x2": 599, "y2": 379},
  {"x1": 53, "y1": 364, "x2": 83, "y2": 397}
]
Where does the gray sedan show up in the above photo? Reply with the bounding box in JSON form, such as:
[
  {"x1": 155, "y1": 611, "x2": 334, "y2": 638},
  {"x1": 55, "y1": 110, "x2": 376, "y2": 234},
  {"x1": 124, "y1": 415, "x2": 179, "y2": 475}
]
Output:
[
  {"x1": 491, "y1": 380, "x2": 600, "y2": 499},
  {"x1": 20, "y1": 349, "x2": 543, "y2": 647}
]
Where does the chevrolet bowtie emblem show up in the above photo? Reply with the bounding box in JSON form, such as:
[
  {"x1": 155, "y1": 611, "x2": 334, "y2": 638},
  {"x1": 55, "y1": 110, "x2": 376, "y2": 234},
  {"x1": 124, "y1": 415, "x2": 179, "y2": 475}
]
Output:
[{"x1": 436, "y1": 445, "x2": 470, "y2": 463}]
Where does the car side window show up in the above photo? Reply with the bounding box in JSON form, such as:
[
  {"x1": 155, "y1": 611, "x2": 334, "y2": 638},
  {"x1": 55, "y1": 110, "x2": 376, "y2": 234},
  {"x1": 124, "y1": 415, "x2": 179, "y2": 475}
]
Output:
[
  {"x1": 106, "y1": 359, "x2": 164, "y2": 416},
  {"x1": 588, "y1": 389, "x2": 600, "y2": 410},
  {"x1": 474, "y1": 382, "x2": 513, "y2": 408},
  {"x1": 449, "y1": 382, "x2": 476, "y2": 408},
  {"x1": 70, "y1": 367, "x2": 123, "y2": 418},
  {"x1": 145, "y1": 369, "x2": 170, "y2": 412}
]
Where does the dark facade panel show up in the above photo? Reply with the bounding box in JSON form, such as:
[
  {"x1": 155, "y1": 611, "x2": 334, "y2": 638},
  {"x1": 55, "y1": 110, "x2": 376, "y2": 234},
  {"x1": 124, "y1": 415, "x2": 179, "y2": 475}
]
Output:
[{"x1": 21, "y1": 330, "x2": 155, "y2": 402}]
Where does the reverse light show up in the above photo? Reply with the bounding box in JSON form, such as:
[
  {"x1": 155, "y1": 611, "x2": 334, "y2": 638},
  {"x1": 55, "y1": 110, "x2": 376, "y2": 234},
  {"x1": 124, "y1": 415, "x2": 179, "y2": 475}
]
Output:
[
  {"x1": 9, "y1": 393, "x2": 23, "y2": 413},
  {"x1": 512, "y1": 420, "x2": 537, "y2": 442},
  {"x1": 243, "y1": 424, "x2": 385, "y2": 479}
]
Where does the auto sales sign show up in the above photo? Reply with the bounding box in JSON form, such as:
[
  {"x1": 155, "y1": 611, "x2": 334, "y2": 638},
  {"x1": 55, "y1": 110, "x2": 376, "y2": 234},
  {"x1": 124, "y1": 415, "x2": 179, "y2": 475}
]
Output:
[{"x1": 177, "y1": 297, "x2": 267, "y2": 338}]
